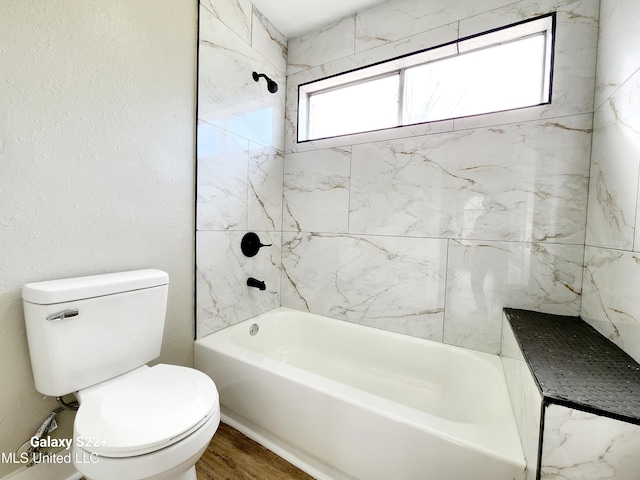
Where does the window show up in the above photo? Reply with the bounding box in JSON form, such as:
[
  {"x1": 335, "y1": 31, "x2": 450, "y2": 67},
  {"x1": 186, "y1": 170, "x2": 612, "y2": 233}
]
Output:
[
  {"x1": 307, "y1": 74, "x2": 399, "y2": 140},
  {"x1": 298, "y1": 14, "x2": 555, "y2": 142}
]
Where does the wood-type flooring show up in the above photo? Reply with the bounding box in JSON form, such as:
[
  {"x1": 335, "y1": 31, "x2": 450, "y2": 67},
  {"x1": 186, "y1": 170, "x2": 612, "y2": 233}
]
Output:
[
  {"x1": 196, "y1": 422, "x2": 315, "y2": 480},
  {"x1": 78, "y1": 423, "x2": 311, "y2": 480}
]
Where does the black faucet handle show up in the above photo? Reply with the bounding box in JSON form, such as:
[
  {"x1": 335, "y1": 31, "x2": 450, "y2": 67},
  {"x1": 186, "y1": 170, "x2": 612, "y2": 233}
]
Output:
[{"x1": 241, "y1": 232, "x2": 272, "y2": 257}]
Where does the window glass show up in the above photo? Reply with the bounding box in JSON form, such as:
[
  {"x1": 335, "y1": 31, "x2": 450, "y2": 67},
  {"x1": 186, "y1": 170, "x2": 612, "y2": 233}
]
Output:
[
  {"x1": 307, "y1": 74, "x2": 400, "y2": 140},
  {"x1": 298, "y1": 14, "x2": 554, "y2": 142},
  {"x1": 403, "y1": 34, "x2": 548, "y2": 124}
]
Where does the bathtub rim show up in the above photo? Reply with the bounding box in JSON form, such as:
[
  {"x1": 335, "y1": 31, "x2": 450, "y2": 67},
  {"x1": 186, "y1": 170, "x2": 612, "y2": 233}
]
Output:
[{"x1": 195, "y1": 307, "x2": 526, "y2": 470}]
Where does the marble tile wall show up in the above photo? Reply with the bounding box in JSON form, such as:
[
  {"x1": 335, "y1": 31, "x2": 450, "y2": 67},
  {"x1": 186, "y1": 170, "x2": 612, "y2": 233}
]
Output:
[
  {"x1": 502, "y1": 4, "x2": 640, "y2": 475},
  {"x1": 281, "y1": 233, "x2": 447, "y2": 340},
  {"x1": 501, "y1": 313, "x2": 542, "y2": 480},
  {"x1": 501, "y1": 306, "x2": 640, "y2": 479},
  {"x1": 502, "y1": 312, "x2": 640, "y2": 480},
  {"x1": 540, "y1": 405, "x2": 640, "y2": 480},
  {"x1": 282, "y1": 0, "x2": 599, "y2": 353},
  {"x1": 582, "y1": 0, "x2": 640, "y2": 363},
  {"x1": 196, "y1": 0, "x2": 286, "y2": 337}
]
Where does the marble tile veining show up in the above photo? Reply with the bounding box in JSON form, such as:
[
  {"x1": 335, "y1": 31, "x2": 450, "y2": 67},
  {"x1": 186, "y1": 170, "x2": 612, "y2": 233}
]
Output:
[
  {"x1": 349, "y1": 116, "x2": 592, "y2": 243},
  {"x1": 355, "y1": 0, "x2": 515, "y2": 52},
  {"x1": 248, "y1": 143, "x2": 283, "y2": 232},
  {"x1": 585, "y1": 71, "x2": 640, "y2": 250},
  {"x1": 196, "y1": 0, "x2": 287, "y2": 338},
  {"x1": 541, "y1": 405, "x2": 640, "y2": 480},
  {"x1": 594, "y1": 0, "x2": 640, "y2": 108},
  {"x1": 580, "y1": 0, "x2": 640, "y2": 368},
  {"x1": 500, "y1": 315, "x2": 541, "y2": 480},
  {"x1": 200, "y1": 0, "x2": 252, "y2": 44},
  {"x1": 285, "y1": 0, "x2": 598, "y2": 153},
  {"x1": 581, "y1": 246, "x2": 640, "y2": 364},
  {"x1": 198, "y1": 5, "x2": 285, "y2": 150},
  {"x1": 444, "y1": 241, "x2": 583, "y2": 354},
  {"x1": 197, "y1": 123, "x2": 249, "y2": 231},
  {"x1": 283, "y1": 147, "x2": 351, "y2": 233},
  {"x1": 281, "y1": 232, "x2": 447, "y2": 340},
  {"x1": 196, "y1": 0, "x2": 608, "y2": 366},
  {"x1": 459, "y1": 0, "x2": 599, "y2": 120},
  {"x1": 504, "y1": 309, "x2": 640, "y2": 478},
  {"x1": 287, "y1": 15, "x2": 356, "y2": 75},
  {"x1": 196, "y1": 230, "x2": 281, "y2": 338},
  {"x1": 251, "y1": 7, "x2": 287, "y2": 72},
  {"x1": 284, "y1": 23, "x2": 458, "y2": 153}
]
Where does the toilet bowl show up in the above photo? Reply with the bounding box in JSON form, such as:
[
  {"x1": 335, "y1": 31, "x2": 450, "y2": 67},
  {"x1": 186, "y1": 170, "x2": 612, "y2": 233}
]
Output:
[
  {"x1": 72, "y1": 364, "x2": 220, "y2": 480},
  {"x1": 22, "y1": 270, "x2": 220, "y2": 480}
]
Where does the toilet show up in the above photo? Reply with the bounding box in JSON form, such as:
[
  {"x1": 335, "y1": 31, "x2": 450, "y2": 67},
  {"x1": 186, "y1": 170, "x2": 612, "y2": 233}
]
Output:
[{"x1": 22, "y1": 269, "x2": 220, "y2": 480}]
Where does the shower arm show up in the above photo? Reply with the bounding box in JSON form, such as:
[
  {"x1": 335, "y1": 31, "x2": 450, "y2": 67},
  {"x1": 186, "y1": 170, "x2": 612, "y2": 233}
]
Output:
[{"x1": 252, "y1": 71, "x2": 278, "y2": 93}]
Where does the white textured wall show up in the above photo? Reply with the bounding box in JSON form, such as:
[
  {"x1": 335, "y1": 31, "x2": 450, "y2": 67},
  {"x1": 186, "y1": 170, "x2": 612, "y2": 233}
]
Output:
[{"x1": 0, "y1": 1, "x2": 197, "y2": 477}]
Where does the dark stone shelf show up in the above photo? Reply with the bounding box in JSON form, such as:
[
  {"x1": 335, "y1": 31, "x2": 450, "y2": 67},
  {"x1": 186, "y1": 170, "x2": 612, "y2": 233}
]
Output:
[{"x1": 504, "y1": 308, "x2": 640, "y2": 425}]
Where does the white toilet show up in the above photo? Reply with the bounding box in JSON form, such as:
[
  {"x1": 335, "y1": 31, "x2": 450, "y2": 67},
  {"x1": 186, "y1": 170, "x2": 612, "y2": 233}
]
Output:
[{"x1": 22, "y1": 269, "x2": 220, "y2": 480}]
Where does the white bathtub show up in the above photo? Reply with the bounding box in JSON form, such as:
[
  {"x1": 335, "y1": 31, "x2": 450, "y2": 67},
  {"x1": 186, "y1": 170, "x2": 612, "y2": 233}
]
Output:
[{"x1": 195, "y1": 307, "x2": 525, "y2": 480}]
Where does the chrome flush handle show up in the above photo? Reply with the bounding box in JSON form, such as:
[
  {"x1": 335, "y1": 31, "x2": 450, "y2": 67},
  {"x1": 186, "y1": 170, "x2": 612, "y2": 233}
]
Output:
[{"x1": 46, "y1": 309, "x2": 79, "y2": 321}]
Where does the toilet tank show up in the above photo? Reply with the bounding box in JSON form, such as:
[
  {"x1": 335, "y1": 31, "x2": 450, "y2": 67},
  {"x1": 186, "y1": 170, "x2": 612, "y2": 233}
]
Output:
[{"x1": 22, "y1": 269, "x2": 169, "y2": 397}]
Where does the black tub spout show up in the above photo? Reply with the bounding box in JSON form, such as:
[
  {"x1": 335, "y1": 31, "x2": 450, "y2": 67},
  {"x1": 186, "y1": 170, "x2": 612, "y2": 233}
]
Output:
[{"x1": 247, "y1": 277, "x2": 266, "y2": 290}]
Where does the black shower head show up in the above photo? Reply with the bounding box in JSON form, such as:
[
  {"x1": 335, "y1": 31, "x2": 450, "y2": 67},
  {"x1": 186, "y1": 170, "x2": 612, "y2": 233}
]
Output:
[{"x1": 252, "y1": 71, "x2": 278, "y2": 94}]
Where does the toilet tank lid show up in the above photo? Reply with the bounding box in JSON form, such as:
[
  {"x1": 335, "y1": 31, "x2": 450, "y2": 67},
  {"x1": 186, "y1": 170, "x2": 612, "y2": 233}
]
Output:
[{"x1": 22, "y1": 269, "x2": 169, "y2": 305}]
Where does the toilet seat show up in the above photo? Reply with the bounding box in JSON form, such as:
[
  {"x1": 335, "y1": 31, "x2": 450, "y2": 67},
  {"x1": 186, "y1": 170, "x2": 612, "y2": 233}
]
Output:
[{"x1": 75, "y1": 364, "x2": 219, "y2": 458}]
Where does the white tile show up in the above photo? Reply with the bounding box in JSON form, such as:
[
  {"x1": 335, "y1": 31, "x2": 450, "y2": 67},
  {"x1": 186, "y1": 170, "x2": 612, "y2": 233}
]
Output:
[
  {"x1": 501, "y1": 315, "x2": 542, "y2": 480},
  {"x1": 356, "y1": 22, "x2": 459, "y2": 62},
  {"x1": 200, "y1": 0, "x2": 252, "y2": 44},
  {"x1": 281, "y1": 232, "x2": 447, "y2": 340},
  {"x1": 196, "y1": 123, "x2": 248, "y2": 231},
  {"x1": 284, "y1": 0, "x2": 599, "y2": 149},
  {"x1": 459, "y1": 0, "x2": 599, "y2": 120},
  {"x1": 196, "y1": 230, "x2": 281, "y2": 337},
  {"x1": 586, "y1": 71, "x2": 640, "y2": 250},
  {"x1": 444, "y1": 240, "x2": 583, "y2": 354},
  {"x1": 349, "y1": 116, "x2": 592, "y2": 243},
  {"x1": 452, "y1": 105, "x2": 548, "y2": 131},
  {"x1": 198, "y1": 7, "x2": 285, "y2": 149},
  {"x1": 251, "y1": 7, "x2": 287, "y2": 73},
  {"x1": 287, "y1": 15, "x2": 356, "y2": 75},
  {"x1": 285, "y1": 0, "x2": 598, "y2": 151},
  {"x1": 283, "y1": 147, "x2": 351, "y2": 233},
  {"x1": 355, "y1": 0, "x2": 515, "y2": 52},
  {"x1": 595, "y1": 0, "x2": 640, "y2": 108},
  {"x1": 248, "y1": 143, "x2": 283, "y2": 232},
  {"x1": 581, "y1": 246, "x2": 640, "y2": 363},
  {"x1": 284, "y1": 23, "x2": 458, "y2": 154},
  {"x1": 541, "y1": 404, "x2": 640, "y2": 480}
]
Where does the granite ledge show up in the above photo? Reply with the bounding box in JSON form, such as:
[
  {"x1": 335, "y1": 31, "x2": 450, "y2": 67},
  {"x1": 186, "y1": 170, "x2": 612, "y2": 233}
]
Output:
[{"x1": 503, "y1": 308, "x2": 640, "y2": 425}]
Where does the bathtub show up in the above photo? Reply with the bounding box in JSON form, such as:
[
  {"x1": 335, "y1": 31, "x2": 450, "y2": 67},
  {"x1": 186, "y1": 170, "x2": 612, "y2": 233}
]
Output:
[{"x1": 195, "y1": 307, "x2": 525, "y2": 480}]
